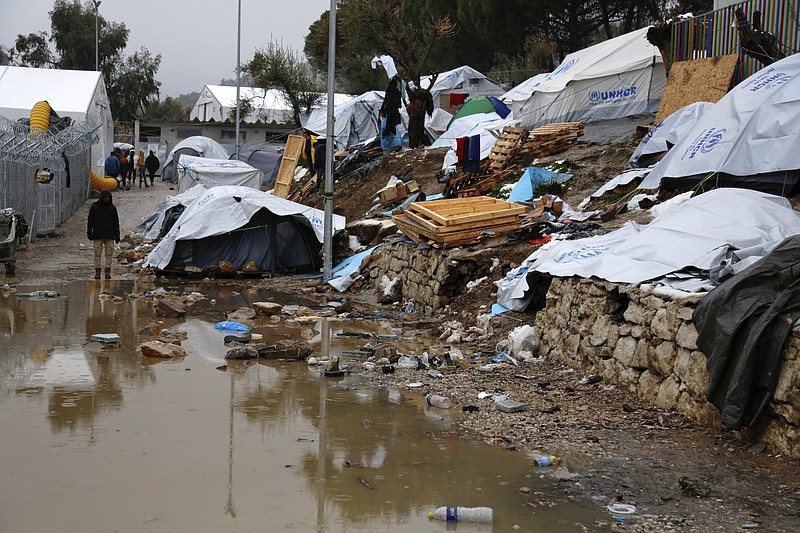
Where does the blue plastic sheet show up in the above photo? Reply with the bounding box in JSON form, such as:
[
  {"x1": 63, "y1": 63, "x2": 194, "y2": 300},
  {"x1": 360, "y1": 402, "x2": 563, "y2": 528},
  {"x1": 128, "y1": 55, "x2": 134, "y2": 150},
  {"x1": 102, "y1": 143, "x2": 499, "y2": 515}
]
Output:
[
  {"x1": 508, "y1": 166, "x2": 572, "y2": 203},
  {"x1": 215, "y1": 321, "x2": 250, "y2": 332}
]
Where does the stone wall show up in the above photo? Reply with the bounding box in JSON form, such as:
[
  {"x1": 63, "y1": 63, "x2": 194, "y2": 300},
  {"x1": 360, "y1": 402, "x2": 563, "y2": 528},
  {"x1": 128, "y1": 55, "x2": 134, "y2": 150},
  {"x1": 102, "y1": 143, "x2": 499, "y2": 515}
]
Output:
[
  {"x1": 533, "y1": 277, "x2": 800, "y2": 458},
  {"x1": 366, "y1": 242, "x2": 488, "y2": 315}
]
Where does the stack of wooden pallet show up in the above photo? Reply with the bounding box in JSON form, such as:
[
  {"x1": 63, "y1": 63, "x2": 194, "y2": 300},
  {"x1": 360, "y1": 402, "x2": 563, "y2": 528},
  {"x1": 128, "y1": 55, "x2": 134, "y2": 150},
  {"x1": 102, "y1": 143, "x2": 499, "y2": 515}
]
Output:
[
  {"x1": 486, "y1": 127, "x2": 528, "y2": 172},
  {"x1": 521, "y1": 122, "x2": 584, "y2": 158},
  {"x1": 393, "y1": 197, "x2": 526, "y2": 248}
]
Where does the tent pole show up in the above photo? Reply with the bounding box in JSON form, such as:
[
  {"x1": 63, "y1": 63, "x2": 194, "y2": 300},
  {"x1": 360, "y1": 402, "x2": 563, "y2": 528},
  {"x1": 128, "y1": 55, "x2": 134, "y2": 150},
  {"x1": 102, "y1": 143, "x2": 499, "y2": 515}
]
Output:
[{"x1": 322, "y1": 0, "x2": 336, "y2": 281}]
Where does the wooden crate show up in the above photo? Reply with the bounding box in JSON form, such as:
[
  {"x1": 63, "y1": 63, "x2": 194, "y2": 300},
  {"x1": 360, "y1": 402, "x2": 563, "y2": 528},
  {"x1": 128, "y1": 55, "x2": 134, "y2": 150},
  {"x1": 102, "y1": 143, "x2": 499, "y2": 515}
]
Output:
[
  {"x1": 272, "y1": 134, "x2": 304, "y2": 198},
  {"x1": 393, "y1": 196, "x2": 525, "y2": 247}
]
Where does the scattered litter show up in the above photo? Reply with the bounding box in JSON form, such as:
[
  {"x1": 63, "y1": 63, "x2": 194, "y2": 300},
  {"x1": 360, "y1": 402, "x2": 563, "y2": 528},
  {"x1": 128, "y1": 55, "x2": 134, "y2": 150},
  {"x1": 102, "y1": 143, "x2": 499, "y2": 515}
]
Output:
[
  {"x1": 477, "y1": 391, "x2": 493, "y2": 399},
  {"x1": 406, "y1": 382, "x2": 424, "y2": 389},
  {"x1": 215, "y1": 321, "x2": 250, "y2": 332},
  {"x1": 427, "y1": 369, "x2": 444, "y2": 379},
  {"x1": 607, "y1": 503, "x2": 636, "y2": 515},
  {"x1": 90, "y1": 333, "x2": 120, "y2": 344}
]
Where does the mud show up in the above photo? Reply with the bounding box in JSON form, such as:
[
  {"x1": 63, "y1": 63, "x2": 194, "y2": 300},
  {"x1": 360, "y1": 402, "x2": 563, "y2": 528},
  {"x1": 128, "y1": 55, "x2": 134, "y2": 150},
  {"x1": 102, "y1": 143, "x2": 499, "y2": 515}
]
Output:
[{"x1": 4, "y1": 153, "x2": 800, "y2": 532}]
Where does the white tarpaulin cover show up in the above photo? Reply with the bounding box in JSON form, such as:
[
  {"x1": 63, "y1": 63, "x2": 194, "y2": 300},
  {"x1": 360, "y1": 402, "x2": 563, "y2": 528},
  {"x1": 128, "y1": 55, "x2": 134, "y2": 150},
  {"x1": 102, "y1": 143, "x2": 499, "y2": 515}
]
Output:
[
  {"x1": 500, "y1": 73, "x2": 549, "y2": 105},
  {"x1": 496, "y1": 188, "x2": 800, "y2": 310},
  {"x1": 513, "y1": 27, "x2": 666, "y2": 129},
  {"x1": 177, "y1": 155, "x2": 261, "y2": 193},
  {"x1": 629, "y1": 102, "x2": 713, "y2": 167},
  {"x1": 305, "y1": 91, "x2": 385, "y2": 151},
  {"x1": 421, "y1": 65, "x2": 505, "y2": 106},
  {"x1": 162, "y1": 136, "x2": 230, "y2": 182},
  {"x1": 133, "y1": 184, "x2": 206, "y2": 240},
  {"x1": 144, "y1": 186, "x2": 345, "y2": 270},
  {"x1": 640, "y1": 53, "x2": 800, "y2": 193},
  {"x1": 429, "y1": 112, "x2": 513, "y2": 168}
]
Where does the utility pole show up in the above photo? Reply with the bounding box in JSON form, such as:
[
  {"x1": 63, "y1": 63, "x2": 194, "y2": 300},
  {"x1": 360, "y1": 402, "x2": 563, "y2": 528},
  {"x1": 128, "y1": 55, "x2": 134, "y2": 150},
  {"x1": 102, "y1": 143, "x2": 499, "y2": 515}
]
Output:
[
  {"x1": 93, "y1": 1, "x2": 101, "y2": 71},
  {"x1": 235, "y1": 0, "x2": 242, "y2": 160},
  {"x1": 322, "y1": 0, "x2": 336, "y2": 280}
]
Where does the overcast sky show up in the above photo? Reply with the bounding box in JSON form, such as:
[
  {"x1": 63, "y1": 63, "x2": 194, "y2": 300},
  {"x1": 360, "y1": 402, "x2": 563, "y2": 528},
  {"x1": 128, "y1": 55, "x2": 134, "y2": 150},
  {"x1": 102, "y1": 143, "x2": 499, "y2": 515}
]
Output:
[{"x1": 1, "y1": 0, "x2": 331, "y2": 98}]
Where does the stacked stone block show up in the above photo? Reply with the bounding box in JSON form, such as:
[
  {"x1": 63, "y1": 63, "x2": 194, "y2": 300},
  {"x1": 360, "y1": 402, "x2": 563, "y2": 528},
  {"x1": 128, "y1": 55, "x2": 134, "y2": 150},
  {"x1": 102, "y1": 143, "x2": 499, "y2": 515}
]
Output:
[{"x1": 533, "y1": 277, "x2": 800, "y2": 458}]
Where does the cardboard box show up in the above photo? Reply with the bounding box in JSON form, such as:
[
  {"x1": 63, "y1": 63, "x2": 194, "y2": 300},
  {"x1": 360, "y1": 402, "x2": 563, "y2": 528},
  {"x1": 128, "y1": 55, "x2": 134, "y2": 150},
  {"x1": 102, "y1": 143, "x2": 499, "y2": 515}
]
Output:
[
  {"x1": 405, "y1": 180, "x2": 419, "y2": 194},
  {"x1": 379, "y1": 183, "x2": 409, "y2": 205}
]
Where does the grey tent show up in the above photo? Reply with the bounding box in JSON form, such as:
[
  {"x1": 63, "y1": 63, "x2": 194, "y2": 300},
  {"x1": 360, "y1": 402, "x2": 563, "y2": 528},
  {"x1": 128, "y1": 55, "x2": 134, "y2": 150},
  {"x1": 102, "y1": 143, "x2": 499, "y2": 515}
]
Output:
[
  {"x1": 161, "y1": 136, "x2": 229, "y2": 182},
  {"x1": 143, "y1": 186, "x2": 345, "y2": 274},
  {"x1": 230, "y1": 148, "x2": 283, "y2": 186}
]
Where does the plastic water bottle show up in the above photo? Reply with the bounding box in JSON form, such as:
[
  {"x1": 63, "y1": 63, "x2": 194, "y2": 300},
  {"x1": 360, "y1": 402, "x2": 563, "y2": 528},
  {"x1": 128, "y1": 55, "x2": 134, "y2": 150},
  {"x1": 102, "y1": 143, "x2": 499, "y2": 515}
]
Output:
[
  {"x1": 429, "y1": 506, "x2": 493, "y2": 523},
  {"x1": 533, "y1": 455, "x2": 560, "y2": 467},
  {"x1": 425, "y1": 393, "x2": 451, "y2": 409}
]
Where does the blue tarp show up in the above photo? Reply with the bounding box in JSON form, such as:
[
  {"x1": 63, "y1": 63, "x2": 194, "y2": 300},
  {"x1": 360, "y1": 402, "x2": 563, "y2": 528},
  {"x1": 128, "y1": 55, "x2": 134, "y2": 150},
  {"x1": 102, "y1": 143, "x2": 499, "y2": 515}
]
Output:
[
  {"x1": 508, "y1": 166, "x2": 573, "y2": 203},
  {"x1": 215, "y1": 321, "x2": 250, "y2": 332}
]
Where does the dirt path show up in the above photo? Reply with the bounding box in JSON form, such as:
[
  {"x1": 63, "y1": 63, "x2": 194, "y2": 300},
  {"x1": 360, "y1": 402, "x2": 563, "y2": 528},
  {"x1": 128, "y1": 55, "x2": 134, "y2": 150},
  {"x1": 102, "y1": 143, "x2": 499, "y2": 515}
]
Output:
[{"x1": 4, "y1": 182, "x2": 170, "y2": 287}]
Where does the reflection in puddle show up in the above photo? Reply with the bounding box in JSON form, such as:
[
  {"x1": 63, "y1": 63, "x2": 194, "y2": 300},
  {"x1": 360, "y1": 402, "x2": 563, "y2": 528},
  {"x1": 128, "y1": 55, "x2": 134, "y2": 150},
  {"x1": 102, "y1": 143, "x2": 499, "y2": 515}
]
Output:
[{"x1": 0, "y1": 280, "x2": 608, "y2": 532}]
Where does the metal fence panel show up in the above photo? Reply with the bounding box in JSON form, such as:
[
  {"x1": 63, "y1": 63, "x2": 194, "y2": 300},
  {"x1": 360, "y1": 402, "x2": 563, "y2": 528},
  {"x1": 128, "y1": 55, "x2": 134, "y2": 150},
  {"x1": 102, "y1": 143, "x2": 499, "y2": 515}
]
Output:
[{"x1": 671, "y1": 0, "x2": 800, "y2": 80}]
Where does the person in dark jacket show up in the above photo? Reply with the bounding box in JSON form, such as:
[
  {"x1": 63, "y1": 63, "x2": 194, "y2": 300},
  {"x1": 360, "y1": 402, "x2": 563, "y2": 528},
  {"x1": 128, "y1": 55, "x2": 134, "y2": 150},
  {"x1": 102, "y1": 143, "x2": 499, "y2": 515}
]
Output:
[
  {"x1": 145, "y1": 150, "x2": 160, "y2": 186},
  {"x1": 87, "y1": 189, "x2": 120, "y2": 279},
  {"x1": 314, "y1": 139, "x2": 326, "y2": 192},
  {"x1": 104, "y1": 151, "x2": 120, "y2": 179}
]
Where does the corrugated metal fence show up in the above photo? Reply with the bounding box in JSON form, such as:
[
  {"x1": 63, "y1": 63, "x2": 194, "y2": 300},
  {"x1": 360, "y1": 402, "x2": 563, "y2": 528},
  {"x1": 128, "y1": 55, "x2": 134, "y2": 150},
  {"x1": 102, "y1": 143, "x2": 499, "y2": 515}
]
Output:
[
  {"x1": 671, "y1": 0, "x2": 800, "y2": 79},
  {"x1": 0, "y1": 150, "x2": 91, "y2": 237}
]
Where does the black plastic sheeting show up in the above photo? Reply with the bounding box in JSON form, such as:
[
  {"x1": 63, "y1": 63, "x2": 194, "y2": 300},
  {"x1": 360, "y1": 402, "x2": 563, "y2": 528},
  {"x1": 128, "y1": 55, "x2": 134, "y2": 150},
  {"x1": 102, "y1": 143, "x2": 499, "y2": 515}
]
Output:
[
  {"x1": 693, "y1": 234, "x2": 800, "y2": 430},
  {"x1": 167, "y1": 208, "x2": 321, "y2": 274}
]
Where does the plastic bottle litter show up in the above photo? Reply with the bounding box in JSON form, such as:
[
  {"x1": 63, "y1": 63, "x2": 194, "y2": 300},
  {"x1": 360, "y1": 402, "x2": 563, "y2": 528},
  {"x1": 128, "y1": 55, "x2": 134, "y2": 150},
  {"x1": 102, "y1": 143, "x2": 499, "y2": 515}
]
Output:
[
  {"x1": 533, "y1": 455, "x2": 560, "y2": 467},
  {"x1": 425, "y1": 393, "x2": 451, "y2": 409},
  {"x1": 429, "y1": 506, "x2": 493, "y2": 523},
  {"x1": 427, "y1": 369, "x2": 444, "y2": 379}
]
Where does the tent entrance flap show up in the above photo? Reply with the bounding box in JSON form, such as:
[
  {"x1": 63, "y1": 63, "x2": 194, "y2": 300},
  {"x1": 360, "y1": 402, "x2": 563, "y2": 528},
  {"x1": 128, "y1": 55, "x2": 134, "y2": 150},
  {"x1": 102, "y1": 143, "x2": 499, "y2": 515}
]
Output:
[{"x1": 168, "y1": 209, "x2": 321, "y2": 274}]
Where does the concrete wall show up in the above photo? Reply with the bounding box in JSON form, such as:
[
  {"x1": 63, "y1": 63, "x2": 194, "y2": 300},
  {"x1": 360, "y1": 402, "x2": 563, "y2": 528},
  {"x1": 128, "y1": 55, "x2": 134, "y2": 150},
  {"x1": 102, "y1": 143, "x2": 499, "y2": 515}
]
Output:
[{"x1": 533, "y1": 277, "x2": 800, "y2": 458}]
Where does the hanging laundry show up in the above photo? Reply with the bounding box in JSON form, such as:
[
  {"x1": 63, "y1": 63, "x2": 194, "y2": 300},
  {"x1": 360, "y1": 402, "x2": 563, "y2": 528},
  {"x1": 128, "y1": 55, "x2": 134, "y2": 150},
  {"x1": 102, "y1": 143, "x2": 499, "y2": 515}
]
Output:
[
  {"x1": 449, "y1": 93, "x2": 467, "y2": 107},
  {"x1": 465, "y1": 134, "x2": 481, "y2": 173},
  {"x1": 370, "y1": 55, "x2": 398, "y2": 80}
]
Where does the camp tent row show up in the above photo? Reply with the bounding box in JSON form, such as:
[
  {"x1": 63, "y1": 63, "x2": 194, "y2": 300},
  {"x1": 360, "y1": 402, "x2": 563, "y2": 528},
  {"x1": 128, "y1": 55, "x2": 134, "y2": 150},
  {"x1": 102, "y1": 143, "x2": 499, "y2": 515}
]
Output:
[{"x1": 190, "y1": 85, "x2": 354, "y2": 124}]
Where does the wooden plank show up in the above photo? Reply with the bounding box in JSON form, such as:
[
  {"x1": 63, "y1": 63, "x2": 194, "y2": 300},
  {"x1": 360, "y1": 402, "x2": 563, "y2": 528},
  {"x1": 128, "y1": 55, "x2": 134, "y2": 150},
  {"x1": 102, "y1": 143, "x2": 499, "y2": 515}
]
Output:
[
  {"x1": 405, "y1": 208, "x2": 521, "y2": 234},
  {"x1": 655, "y1": 54, "x2": 738, "y2": 123},
  {"x1": 410, "y1": 198, "x2": 515, "y2": 219},
  {"x1": 272, "y1": 134, "x2": 304, "y2": 198},
  {"x1": 407, "y1": 199, "x2": 524, "y2": 226}
]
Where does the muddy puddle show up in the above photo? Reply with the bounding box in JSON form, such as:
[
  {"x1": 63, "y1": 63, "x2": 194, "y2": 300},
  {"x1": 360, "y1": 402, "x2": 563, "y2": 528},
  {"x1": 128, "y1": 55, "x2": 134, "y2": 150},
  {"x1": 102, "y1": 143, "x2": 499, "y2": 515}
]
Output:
[{"x1": 0, "y1": 281, "x2": 611, "y2": 532}]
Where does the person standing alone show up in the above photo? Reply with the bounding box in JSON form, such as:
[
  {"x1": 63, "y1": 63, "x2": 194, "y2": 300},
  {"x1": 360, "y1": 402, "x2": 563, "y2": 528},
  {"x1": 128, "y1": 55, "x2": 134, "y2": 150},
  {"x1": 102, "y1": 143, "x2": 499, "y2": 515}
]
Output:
[
  {"x1": 145, "y1": 150, "x2": 160, "y2": 186},
  {"x1": 87, "y1": 189, "x2": 120, "y2": 279},
  {"x1": 137, "y1": 149, "x2": 147, "y2": 187}
]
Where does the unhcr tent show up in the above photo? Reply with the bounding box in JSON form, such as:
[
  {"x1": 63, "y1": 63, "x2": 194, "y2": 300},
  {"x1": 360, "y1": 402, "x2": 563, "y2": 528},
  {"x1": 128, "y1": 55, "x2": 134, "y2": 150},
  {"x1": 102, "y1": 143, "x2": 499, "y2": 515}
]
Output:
[
  {"x1": 161, "y1": 136, "x2": 229, "y2": 182},
  {"x1": 133, "y1": 184, "x2": 206, "y2": 240},
  {"x1": 143, "y1": 186, "x2": 346, "y2": 274},
  {"x1": 629, "y1": 101, "x2": 713, "y2": 168},
  {"x1": 500, "y1": 73, "x2": 549, "y2": 106},
  {"x1": 513, "y1": 27, "x2": 666, "y2": 129},
  {"x1": 176, "y1": 155, "x2": 262, "y2": 193},
  {"x1": 639, "y1": 53, "x2": 800, "y2": 196}
]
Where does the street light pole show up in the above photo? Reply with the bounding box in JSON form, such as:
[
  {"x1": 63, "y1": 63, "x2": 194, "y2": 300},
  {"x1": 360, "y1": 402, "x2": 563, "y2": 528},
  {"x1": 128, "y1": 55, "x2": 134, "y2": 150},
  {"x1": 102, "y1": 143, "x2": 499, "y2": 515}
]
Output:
[
  {"x1": 93, "y1": 1, "x2": 101, "y2": 71},
  {"x1": 322, "y1": 0, "x2": 336, "y2": 281},
  {"x1": 234, "y1": 0, "x2": 242, "y2": 160}
]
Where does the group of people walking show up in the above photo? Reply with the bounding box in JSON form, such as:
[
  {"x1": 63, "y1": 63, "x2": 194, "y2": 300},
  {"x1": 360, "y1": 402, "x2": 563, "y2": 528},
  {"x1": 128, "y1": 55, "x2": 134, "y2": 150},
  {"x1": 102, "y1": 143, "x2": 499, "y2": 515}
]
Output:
[{"x1": 104, "y1": 148, "x2": 160, "y2": 190}]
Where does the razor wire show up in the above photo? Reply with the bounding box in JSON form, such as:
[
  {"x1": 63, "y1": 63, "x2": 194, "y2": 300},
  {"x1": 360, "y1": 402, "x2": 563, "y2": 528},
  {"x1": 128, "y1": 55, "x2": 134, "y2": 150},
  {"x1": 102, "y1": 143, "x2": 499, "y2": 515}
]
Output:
[{"x1": 0, "y1": 116, "x2": 101, "y2": 171}]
